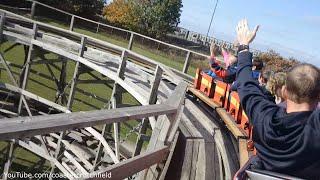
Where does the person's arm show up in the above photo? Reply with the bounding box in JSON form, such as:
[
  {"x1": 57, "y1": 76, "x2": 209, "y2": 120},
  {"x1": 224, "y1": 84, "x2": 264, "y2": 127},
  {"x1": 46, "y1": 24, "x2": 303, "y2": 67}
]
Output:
[{"x1": 236, "y1": 19, "x2": 277, "y2": 124}]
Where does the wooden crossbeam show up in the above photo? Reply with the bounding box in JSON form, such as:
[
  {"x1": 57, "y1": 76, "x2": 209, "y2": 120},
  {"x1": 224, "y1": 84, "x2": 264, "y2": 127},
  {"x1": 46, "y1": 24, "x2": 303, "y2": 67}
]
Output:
[
  {"x1": 89, "y1": 146, "x2": 169, "y2": 180},
  {"x1": 0, "y1": 103, "x2": 176, "y2": 141}
]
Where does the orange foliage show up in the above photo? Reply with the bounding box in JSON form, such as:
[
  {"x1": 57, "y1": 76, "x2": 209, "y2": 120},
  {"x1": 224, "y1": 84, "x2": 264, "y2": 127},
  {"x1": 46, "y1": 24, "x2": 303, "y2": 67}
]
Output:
[
  {"x1": 102, "y1": 0, "x2": 133, "y2": 27},
  {"x1": 256, "y1": 50, "x2": 299, "y2": 72}
]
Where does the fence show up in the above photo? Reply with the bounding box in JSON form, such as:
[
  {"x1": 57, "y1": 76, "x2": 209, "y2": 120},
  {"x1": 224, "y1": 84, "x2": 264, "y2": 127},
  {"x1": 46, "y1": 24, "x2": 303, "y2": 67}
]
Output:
[{"x1": 1, "y1": 0, "x2": 245, "y2": 76}]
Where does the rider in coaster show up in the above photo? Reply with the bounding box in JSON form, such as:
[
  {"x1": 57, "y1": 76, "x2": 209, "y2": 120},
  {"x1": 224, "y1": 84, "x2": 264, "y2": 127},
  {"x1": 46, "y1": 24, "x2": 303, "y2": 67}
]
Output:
[
  {"x1": 235, "y1": 19, "x2": 320, "y2": 179},
  {"x1": 208, "y1": 43, "x2": 238, "y2": 83}
]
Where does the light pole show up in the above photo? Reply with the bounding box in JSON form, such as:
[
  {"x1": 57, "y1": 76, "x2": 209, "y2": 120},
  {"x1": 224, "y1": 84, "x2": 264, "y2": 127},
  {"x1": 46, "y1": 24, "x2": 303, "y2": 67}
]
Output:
[{"x1": 206, "y1": 0, "x2": 219, "y2": 45}]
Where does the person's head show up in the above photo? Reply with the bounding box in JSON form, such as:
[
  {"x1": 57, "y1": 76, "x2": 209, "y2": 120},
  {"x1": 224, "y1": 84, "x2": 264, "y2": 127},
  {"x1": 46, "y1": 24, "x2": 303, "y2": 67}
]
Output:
[
  {"x1": 259, "y1": 68, "x2": 273, "y2": 85},
  {"x1": 252, "y1": 59, "x2": 264, "y2": 71},
  {"x1": 266, "y1": 72, "x2": 286, "y2": 104},
  {"x1": 282, "y1": 63, "x2": 320, "y2": 107}
]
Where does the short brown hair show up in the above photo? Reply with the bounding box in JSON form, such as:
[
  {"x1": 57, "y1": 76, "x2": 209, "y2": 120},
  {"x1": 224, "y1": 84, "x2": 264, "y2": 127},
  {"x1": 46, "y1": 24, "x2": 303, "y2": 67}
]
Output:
[
  {"x1": 286, "y1": 63, "x2": 320, "y2": 103},
  {"x1": 253, "y1": 59, "x2": 264, "y2": 70},
  {"x1": 260, "y1": 68, "x2": 273, "y2": 83}
]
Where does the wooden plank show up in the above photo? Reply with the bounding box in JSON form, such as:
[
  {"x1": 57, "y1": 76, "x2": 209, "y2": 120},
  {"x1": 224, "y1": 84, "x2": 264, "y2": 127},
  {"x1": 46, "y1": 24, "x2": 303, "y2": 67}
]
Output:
[
  {"x1": 17, "y1": 23, "x2": 37, "y2": 115},
  {"x1": 189, "y1": 87, "x2": 247, "y2": 139},
  {"x1": 16, "y1": 140, "x2": 74, "y2": 179},
  {"x1": 0, "y1": 83, "x2": 70, "y2": 113},
  {"x1": 88, "y1": 146, "x2": 169, "y2": 180},
  {"x1": 127, "y1": 33, "x2": 134, "y2": 50},
  {"x1": 3, "y1": 142, "x2": 14, "y2": 180},
  {"x1": 64, "y1": 151, "x2": 89, "y2": 175},
  {"x1": 239, "y1": 138, "x2": 249, "y2": 167},
  {"x1": 133, "y1": 65, "x2": 163, "y2": 156},
  {"x1": 215, "y1": 108, "x2": 247, "y2": 139},
  {"x1": 181, "y1": 140, "x2": 193, "y2": 179},
  {"x1": 0, "y1": 103, "x2": 176, "y2": 141},
  {"x1": 85, "y1": 127, "x2": 119, "y2": 164},
  {"x1": 30, "y1": 1, "x2": 36, "y2": 19},
  {"x1": 182, "y1": 51, "x2": 192, "y2": 74},
  {"x1": 0, "y1": 54, "x2": 32, "y2": 116},
  {"x1": 69, "y1": 15, "x2": 75, "y2": 31},
  {"x1": 0, "y1": 12, "x2": 5, "y2": 43},
  {"x1": 188, "y1": 87, "x2": 220, "y2": 108},
  {"x1": 159, "y1": 132, "x2": 179, "y2": 180}
]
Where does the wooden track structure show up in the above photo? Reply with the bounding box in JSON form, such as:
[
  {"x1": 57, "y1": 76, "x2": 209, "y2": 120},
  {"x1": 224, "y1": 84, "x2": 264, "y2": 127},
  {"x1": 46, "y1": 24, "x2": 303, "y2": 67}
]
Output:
[{"x1": 0, "y1": 6, "x2": 248, "y2": 180}]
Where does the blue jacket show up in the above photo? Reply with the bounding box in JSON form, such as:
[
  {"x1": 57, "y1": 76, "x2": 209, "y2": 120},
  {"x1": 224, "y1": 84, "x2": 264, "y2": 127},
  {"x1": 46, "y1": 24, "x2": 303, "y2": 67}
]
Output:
[
  {"x1": 252, "y1": 70, "x2": 260, "y2": 80},
  {"x1": 236, "y1": 51, "x2": 320, "y2": 178}
]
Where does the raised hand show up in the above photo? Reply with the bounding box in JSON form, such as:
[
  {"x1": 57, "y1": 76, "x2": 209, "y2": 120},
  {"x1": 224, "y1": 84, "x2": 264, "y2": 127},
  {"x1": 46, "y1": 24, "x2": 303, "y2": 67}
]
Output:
[
  {"x1": 210, "y1": 42, "x2": 219, "y2": 57},
  {"x1": 236, "y1": 19, "x2": 259, "y2": 45}
]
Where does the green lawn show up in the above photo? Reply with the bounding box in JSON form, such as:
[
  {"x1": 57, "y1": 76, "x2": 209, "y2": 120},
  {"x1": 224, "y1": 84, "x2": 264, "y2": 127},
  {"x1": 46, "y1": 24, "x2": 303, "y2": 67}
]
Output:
[{"x1": 35, "y1": 16, "x2": 209, "y2": 76}]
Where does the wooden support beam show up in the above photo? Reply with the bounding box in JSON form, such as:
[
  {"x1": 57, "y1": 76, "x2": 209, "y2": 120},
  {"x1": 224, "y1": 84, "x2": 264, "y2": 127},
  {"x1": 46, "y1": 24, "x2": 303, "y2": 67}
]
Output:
[
  {"x1": 2, "y1": 142, "x2": 14, "y2": 180},
  {"x1": 133, "y1": 65, "x2": 163, "y2": 156},
  {"x1": 182, "y1": 51, "x2": 192, "y2": 74},
  {"x1": 111, "y1": 50, "x2": 128, "y2": 161},
  {"x1": 30, "y1": 58, "x2": 66, "y2": 65},
  {"x1": 69, "y1": 15, "x2": 75, "y2": 31},
  {"x1": 67, "y1": 36, "x2": 86, "y2": 110},
  {"x1": 0, "y1": 54, "x2": 32, "y2": 116},
  {"x1": 128, "y1": 33, "x2": 134, "y2": 50},
  {"x1": 49, "y1": 131, "x2": 65, "y2": 179},
  {"x1": 30, "y1": 1, "x2": 36, "y2": 19},
  {"x1": 0, "y1": 103, "x2": 177, "y2": 141},
  {"x1": 239, "y1": 138, "x2": 249, "y2": 167},
  {"x1": 76, "y1": 79, "x2": 113, "y2": 85},
  {"x1": 57, "y1": 60, "x2": 67, "y2": 105},
  {"x1": 96, "y1": 23, "x2": 100, "y2": 33},
  {"x1": 0, "y1": 83, "x2": 70, "y2": 113},
  {"x1": 18, "y1": 23, "x2": 37, "y2": 115},
  {"x1": 89, "y1": 146, "x2": 169, "y2": 180},
  {"x1": 0, "y1": 12, "x2": 6, "y2": 43}
]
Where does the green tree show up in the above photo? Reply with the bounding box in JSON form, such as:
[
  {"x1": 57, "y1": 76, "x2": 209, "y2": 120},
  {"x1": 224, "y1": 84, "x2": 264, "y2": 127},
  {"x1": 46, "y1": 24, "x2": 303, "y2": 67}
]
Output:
[{"x1": 1, "y1": 0, "x2": 106, "y2": 19}]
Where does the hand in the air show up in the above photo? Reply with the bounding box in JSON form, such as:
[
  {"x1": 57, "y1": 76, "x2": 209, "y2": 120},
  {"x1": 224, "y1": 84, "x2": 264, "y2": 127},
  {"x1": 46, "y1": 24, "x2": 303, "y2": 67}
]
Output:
[
  {"x1": 236, "y1": 19, "x2": 259, "y2": 45},
  {"x1": 210, "y1": 42, "x2": 219, "y2": 57}
]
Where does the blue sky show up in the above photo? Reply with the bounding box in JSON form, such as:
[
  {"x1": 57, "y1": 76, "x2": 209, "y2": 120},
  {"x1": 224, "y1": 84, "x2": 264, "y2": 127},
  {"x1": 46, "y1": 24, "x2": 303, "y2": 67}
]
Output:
[{"x1": 180, "y1": 0, "x2": 320, "y2": 66}]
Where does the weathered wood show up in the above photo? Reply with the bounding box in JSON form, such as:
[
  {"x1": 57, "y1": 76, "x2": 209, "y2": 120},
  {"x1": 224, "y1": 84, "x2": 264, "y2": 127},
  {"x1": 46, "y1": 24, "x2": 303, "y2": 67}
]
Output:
[
  {"x1": 0, "y1": 54, "x2": 32, "y2": 116},
  {"x1": 189, "y1": 87, "x2": 247, "y2": 139},
  {"x1": 183, "y1": 99, "x2": 239, "y2": 179},
  {"x1": 159, "y1": 132, "x2": 179, "y2": 180},
  {"x1": 67, "y1": 36, "x2": 86, "y2": 110},
  {"x1": 182, "y1": 51, "x2": 192, "y2": 74},
  {"x1": 0, "y1": 12, "x2": 5, "y2": 43},
  {"x1": 216, "y1": 108, "x2": 247, "y2": 139},
  {"x1": 89, "y1": 146, "x2": 169, "y2": 180},
  {"x1": 0, "y1": 103, "x2": 176, "y2": 141},
  {"x1": 133, "y1": 65, "x2": 163, "y2": 156},
  {"x1": 69, "y1": 15, "x2": 75, "y2": 31},
  {"x1": 85, "y1": 127, "x2": 119, "y2": 164},
  {"x1": 16, "y1": 140, "x2": 74, "y2": 179},
  {"x1": 18, "y1": 23, "x2": 37, "y2": 115},
  {"x1": 76, "y1": 79, "x2": 113, "y2": 84},
  {"x1": 49, "y1": 131, "x2": 65, "y2": 179},
  {"x1": 0, "y1": 83, "x2": 70, "y2": 113},
  {"x1": 128, "y1": 33, "x2": 134, "y2": 50},
  {"x1": 2, "y1": 142, "x2": 14, "y2": 180},
  {"x1": 239, "y1": 138, "x2": 249, "y2": 167},
  {"x1": 30, "y1": 1, "x2": 36, "y2": 19}
]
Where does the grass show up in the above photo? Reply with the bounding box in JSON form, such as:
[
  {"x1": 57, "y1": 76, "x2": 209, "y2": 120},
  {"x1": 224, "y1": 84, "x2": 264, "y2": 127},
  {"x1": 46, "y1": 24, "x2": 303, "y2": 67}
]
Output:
[{"x1": 35, "y1": 16, "x2": 209, "y2": 76}]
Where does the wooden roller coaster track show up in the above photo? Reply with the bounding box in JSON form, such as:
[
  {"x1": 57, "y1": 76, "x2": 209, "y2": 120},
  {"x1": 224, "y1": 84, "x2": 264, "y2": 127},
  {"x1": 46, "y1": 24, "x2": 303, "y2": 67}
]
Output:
[{"x1": 0, "y1": 3, "x2": 250, "y2": 179}]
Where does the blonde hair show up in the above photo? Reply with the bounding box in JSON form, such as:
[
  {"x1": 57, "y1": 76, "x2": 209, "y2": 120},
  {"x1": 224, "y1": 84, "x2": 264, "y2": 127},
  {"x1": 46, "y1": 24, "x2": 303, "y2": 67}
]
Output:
[{"x1": 266, "y1": 72, "x2": 286, "y2": 97}]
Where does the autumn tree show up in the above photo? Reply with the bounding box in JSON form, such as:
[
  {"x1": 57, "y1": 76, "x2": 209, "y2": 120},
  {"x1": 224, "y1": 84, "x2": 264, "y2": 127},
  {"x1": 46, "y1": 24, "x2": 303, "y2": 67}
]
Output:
[
  {"x1": 256, "y1": 50, "x2": 299, "y2": 72},
  {"x1": 103, "y1": 0, "x2": 183, "y2": 38}
]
